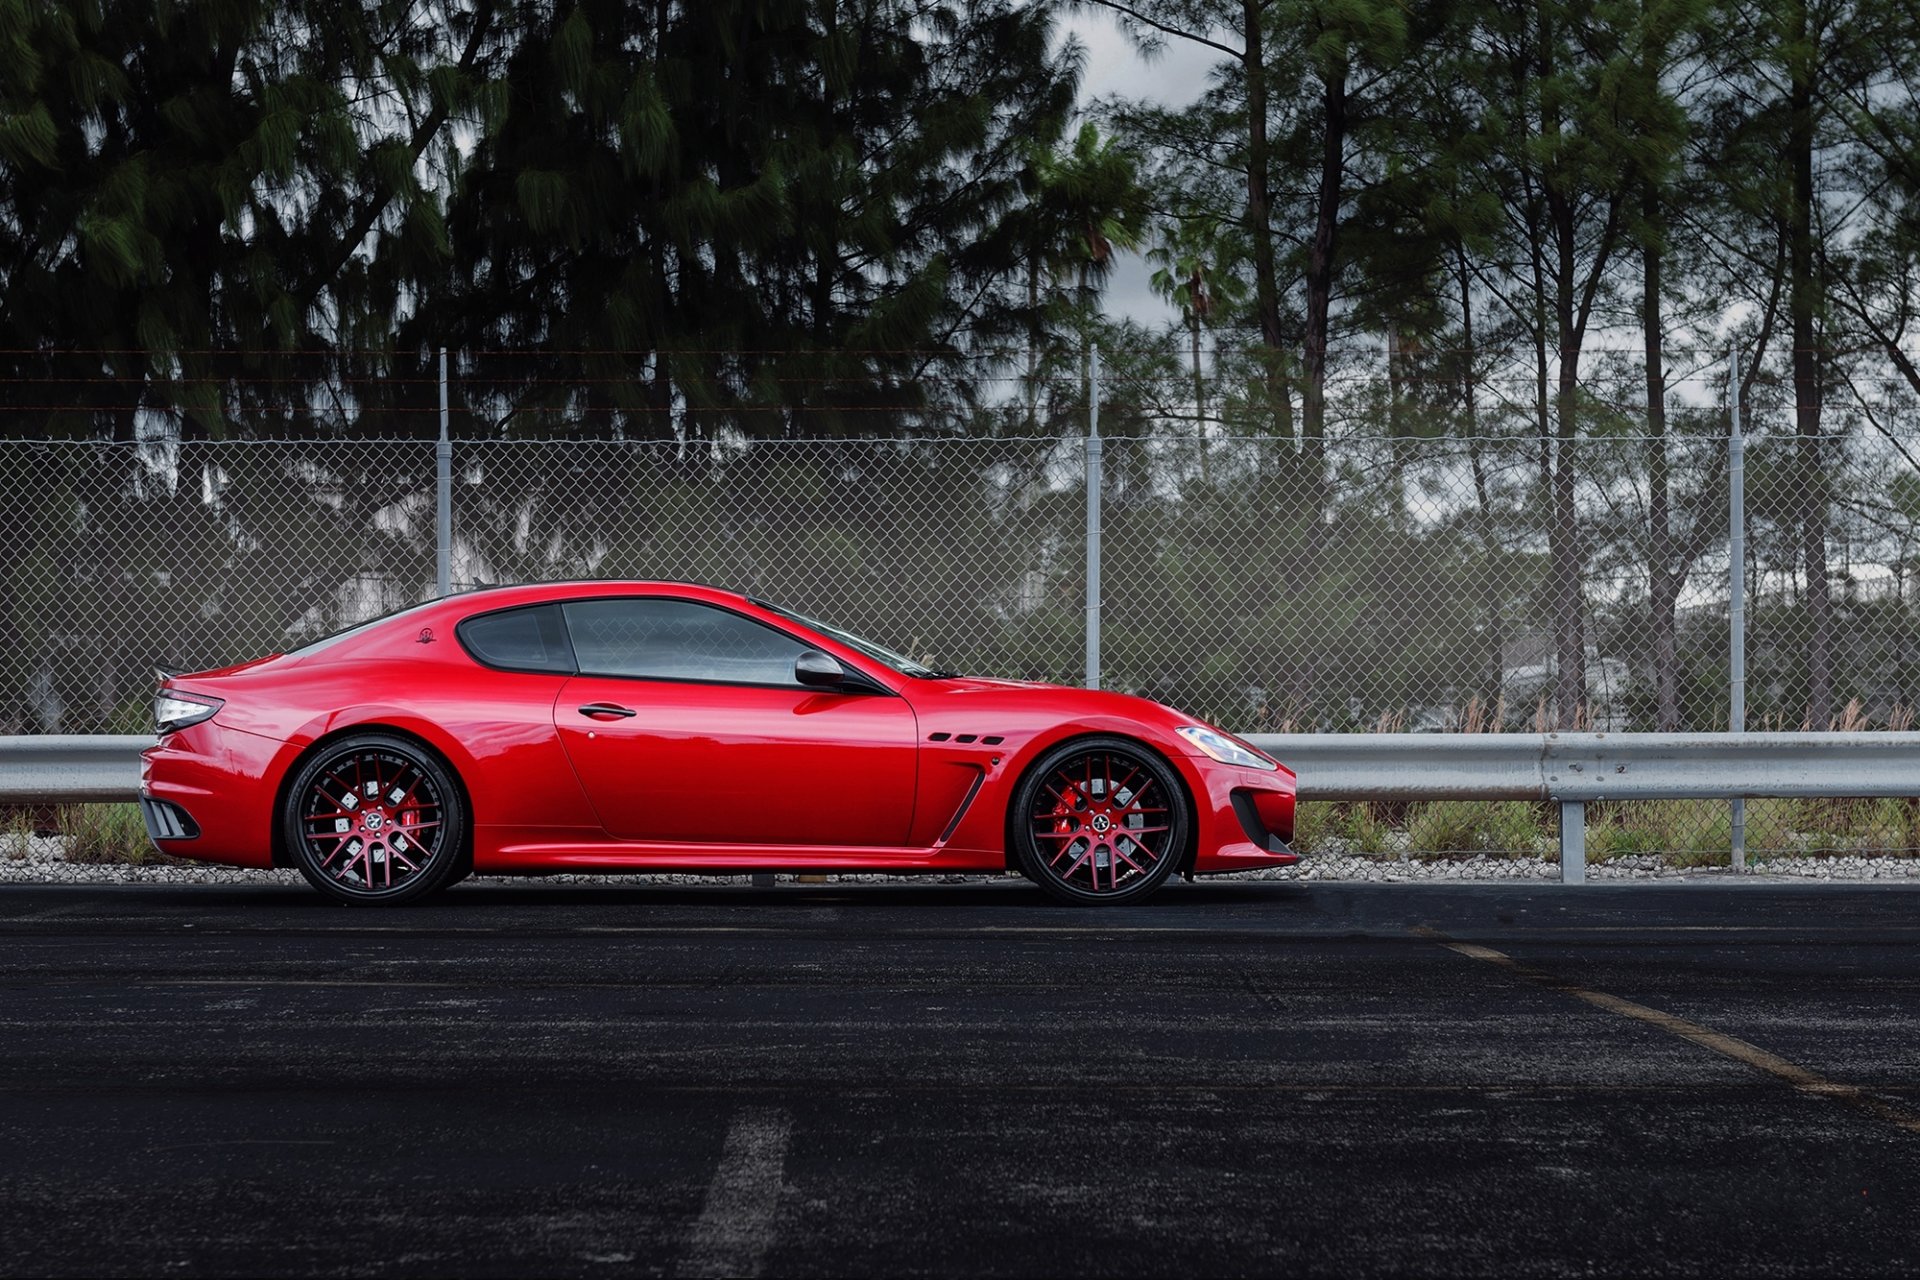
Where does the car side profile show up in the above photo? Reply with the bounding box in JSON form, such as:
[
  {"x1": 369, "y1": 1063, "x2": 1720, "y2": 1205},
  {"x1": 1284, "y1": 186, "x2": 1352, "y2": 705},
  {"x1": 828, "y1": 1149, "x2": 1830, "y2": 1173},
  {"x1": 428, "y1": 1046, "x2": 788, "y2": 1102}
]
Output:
[{"x1": 140, "y1": 582, "x2": 1297, "y2": 905}]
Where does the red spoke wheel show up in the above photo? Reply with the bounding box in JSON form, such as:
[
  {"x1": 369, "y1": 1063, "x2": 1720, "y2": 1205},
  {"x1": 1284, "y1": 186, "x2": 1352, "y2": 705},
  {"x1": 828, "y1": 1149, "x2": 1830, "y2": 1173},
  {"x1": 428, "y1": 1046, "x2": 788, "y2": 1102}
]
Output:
[
  {"x1": 1011, "y1": 736, "x2": 1189, "y2": 905},
  {"x1": 283, "y1": 733, "x2": 467, "y2": 906}
]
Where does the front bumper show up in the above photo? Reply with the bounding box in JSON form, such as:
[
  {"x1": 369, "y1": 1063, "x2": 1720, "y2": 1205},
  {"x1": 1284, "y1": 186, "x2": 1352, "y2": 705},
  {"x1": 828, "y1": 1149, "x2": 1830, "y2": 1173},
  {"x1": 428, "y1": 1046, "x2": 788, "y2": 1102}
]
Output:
[
  {"x1": 1230, "y1": 787, "x2": 1295, "y2": 854},
  {"x1": 1185, "y1": 758, "x2": 1298, "y2": 874}
]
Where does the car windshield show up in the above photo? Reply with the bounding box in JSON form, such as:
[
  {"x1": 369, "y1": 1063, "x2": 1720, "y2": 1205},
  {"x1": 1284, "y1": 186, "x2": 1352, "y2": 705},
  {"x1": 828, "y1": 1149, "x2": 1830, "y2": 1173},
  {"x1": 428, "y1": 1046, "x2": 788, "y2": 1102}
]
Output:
[{"x1": 759, "y1": 602, "x2": 953, "y2": 678}]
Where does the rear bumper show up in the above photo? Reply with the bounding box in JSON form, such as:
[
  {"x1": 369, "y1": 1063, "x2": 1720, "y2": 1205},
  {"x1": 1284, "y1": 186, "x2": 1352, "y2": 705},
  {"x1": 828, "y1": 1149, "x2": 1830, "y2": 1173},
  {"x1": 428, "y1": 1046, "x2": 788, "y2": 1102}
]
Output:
[
  {"x1": 139, "y1": 722, "x2": 292, "y2": 868},
  {"x1": 137, "y1": 796, "x2": 201, "y2": 841}
]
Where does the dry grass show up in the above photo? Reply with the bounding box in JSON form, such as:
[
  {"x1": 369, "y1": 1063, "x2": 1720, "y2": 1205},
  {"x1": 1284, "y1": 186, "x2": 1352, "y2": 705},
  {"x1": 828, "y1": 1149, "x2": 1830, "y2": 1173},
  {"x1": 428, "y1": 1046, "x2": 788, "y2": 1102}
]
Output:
[
  {"x1": 57, "y1": 805, "x2": 185, "y2": 866},
  {"x1": 1, "y1": 809, "x2": 32, "y2": 861}
]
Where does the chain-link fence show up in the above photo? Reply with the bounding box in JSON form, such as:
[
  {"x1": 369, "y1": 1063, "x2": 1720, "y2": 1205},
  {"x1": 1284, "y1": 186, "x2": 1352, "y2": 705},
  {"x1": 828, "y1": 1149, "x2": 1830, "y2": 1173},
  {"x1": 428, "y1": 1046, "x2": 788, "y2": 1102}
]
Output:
[
  {"x1": 10, "y1": 411, "x2": 1920, "y2": 864},
  {"x1": 446, "y1": 435, "x2": 1087, "y2": 682},
  {"x1": 6, "y1": 427, "x2": 1920, "y2": 744}
]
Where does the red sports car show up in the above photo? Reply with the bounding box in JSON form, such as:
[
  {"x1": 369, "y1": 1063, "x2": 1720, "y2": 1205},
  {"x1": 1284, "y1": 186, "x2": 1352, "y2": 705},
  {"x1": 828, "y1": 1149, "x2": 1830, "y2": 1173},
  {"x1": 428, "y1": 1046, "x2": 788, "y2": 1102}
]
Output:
[{"x1": 140, "y1": 581, "x2": 1297, "y2": 905}]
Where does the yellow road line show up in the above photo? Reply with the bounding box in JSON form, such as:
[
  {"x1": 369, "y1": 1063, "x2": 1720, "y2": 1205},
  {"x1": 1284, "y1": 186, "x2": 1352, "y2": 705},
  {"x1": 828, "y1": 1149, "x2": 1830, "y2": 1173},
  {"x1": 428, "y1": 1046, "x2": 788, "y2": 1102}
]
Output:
[{"x1": 1416, "y1": 926, "x2": 1920, "y2": 1136}]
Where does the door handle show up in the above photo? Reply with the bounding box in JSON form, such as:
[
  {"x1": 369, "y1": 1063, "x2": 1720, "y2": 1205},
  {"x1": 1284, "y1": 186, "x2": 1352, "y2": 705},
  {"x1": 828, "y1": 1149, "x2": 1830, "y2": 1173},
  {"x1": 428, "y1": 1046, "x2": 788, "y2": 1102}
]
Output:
[{"x1": 577, "y1": 702, "x2": 637, "y2": 720}]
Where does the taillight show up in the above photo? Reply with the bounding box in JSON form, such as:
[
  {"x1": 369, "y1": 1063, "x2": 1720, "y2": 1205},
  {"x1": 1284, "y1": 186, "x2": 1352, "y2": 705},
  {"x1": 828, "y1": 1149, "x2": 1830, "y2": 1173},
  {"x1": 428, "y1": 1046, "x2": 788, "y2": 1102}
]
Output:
[{"x1": 152, "y1": 689, "x2": 223, "y2": 736}]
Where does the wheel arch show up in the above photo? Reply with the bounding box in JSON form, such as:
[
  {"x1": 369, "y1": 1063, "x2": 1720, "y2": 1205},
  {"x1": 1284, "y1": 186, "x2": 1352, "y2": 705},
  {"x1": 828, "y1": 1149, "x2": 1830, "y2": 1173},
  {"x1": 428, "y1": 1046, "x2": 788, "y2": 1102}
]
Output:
[{"x1": 268, "y1": 722, "x2": 476, "y2": 873}]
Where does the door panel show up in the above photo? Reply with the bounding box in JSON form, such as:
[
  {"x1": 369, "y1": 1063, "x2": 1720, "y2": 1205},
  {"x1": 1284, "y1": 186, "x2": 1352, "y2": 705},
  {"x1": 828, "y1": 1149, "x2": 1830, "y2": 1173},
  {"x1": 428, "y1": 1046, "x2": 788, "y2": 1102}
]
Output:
[{"x1": 555, "y1": 676, "x2": 919, "y2": 846}]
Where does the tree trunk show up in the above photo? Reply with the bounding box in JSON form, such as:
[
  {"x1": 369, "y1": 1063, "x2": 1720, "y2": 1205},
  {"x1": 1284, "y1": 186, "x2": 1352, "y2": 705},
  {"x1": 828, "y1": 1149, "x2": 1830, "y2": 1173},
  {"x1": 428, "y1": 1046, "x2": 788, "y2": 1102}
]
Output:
[
  {"x1": 1458, "y1": 252, "x2": 1502, "y2": 714},
  {"x1": 1192, "y1": 312, "x2": 1210, "y2": 486},
  {"x1": 1644, "y1": 189, "x2": 1681, "y2": 731},
  {"x1": 1190, "y1": 312, "x2": 1205, "y2": 425},
  {"x1": 1026, "y1": 256, "x2": 1041, "y2": 430},
  {"x1": 1542, "y1": 11, "x2": 1587, "y2": 730},
  {"x1": 1383, "y1": 323, "x2": 1410, "y2": 530},
  {"x1": 1301, "y1": 49, "x2": 1346, "y2": 464},
  {"x1": 1241, "y1": 0, "x2": 1290, "y2": 439},
  {"x1": 1788, "y1": 0, "x2": 1832, "y2": 727}
]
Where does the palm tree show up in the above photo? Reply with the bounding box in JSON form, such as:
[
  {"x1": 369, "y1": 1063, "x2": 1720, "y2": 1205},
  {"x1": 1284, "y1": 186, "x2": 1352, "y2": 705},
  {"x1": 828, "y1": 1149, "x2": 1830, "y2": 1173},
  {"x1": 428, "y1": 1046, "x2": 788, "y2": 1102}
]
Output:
[
  {"x1": 1015, "y1": 122, "x2": 1150, "y2": 425},
  {"x1": 1148, "y1": 209, "x2": 1248, "y2": 425}
]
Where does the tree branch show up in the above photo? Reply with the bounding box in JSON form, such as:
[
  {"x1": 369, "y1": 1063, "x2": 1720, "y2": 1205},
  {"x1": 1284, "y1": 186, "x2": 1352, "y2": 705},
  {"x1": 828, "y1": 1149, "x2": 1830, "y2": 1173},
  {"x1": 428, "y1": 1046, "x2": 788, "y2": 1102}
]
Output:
[
  {"x1": 1076, "y1": 0, "x2": 1246, "y2": 61},
  {"x1": 297, "y1": 0, "x2": 497, "y2": 314}
]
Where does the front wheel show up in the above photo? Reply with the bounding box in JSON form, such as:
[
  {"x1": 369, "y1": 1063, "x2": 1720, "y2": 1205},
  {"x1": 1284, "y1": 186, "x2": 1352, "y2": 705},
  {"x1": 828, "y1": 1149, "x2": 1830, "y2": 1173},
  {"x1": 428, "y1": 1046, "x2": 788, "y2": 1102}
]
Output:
[
  {"x1": 283, "y1": 733, "x2": 468, "y2": 906},
  {"x1": 1011, "y1": 736, "x2": 1190, "y2": 905}
]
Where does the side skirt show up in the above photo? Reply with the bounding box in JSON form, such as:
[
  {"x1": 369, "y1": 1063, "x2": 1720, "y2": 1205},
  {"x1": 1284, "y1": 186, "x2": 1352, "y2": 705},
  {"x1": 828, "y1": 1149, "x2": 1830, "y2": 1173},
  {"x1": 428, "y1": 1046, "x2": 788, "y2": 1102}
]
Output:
[{"x1": 480, "y1": 835, "x2": 1007, "y2": 876}]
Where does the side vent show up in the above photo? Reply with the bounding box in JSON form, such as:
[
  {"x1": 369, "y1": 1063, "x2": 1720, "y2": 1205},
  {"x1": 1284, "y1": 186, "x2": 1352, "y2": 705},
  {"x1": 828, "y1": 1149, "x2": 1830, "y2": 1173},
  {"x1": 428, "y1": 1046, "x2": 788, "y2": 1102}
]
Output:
[
  {"x1": 928, "y1": 732, "x2": 951, "y2": 742},
  {"x1": 926, "y1": 731, "x2": 1007, "y2": 746},
  {"x1": 981, "y1": 735, "x2": 1004, "y2": 745},
  {"x1": 955, "y1": 733, "x2": 977, "y2": 743}
]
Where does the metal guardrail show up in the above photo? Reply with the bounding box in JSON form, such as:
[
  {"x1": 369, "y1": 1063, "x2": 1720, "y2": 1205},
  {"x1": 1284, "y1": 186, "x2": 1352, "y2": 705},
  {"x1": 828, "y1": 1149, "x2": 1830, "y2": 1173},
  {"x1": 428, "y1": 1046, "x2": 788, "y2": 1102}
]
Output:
[
  {"x1": 0, "y1": 735, "x2": 150, "y2": 805},
  {"x1": 1246, "y1": 732, "x2": 1920, "y2": 802},
  {"x1": 6, "y1": 731, "x2": 1920, "y2": 884},
  {"x1": 1250, "y1": 731, "x2": 1920, "y2": 882}
]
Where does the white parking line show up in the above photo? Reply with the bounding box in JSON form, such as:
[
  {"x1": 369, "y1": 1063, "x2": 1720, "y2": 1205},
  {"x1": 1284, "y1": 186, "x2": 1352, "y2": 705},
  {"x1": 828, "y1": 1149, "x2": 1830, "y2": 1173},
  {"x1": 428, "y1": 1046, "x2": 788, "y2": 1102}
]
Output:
[{"x1": 675, "y1": 1107, "x2": 792, "y2": 1279}]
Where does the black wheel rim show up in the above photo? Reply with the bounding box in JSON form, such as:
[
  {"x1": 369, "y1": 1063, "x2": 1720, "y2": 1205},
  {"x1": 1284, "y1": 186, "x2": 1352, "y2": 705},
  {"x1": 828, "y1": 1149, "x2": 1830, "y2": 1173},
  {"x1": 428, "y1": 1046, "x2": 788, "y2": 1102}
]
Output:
[
  {"x1": 298, "y1": 748, "x2": 446, "y2": 893},
  {"x1": 1028, "y1": 749, "x2": 1176, "y2": 895}
]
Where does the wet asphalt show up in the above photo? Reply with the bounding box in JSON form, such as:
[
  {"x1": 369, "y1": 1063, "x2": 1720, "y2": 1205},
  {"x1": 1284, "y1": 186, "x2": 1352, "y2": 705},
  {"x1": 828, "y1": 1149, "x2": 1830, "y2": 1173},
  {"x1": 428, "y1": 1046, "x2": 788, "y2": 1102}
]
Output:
[{"x1": 1, "y1": 878, "x2": 1918, "y2": 1278}]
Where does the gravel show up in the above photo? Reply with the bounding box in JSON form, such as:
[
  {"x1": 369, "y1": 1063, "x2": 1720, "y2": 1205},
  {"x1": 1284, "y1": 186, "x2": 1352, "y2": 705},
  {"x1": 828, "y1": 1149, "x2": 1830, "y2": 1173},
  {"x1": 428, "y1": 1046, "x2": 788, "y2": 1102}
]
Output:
[{"x1": 6, "y1": 834, "x2": 1920, "y2": 886}]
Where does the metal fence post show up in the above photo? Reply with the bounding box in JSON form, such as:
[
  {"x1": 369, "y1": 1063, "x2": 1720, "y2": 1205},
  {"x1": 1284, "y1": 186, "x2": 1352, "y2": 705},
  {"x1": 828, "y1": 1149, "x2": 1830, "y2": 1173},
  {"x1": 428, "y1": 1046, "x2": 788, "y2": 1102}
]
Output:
[
  {"x1": 436, "y1": 346, "x2": 452, "y2": 598},
  {"x1": 1559, "y1": 800, "x2": 1586, "y2": 884},
  {"x1": 1729, "y1": 349, "x2": 1746, "y2": 868},
  {"x1": 1085, "y1": 341, "x2": 1103, "y2": 690}
]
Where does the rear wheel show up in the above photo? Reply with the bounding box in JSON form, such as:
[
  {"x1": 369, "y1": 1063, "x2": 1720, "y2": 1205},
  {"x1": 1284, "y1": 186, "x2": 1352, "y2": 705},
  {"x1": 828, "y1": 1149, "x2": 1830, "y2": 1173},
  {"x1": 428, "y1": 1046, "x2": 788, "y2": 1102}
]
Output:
[
  {"x1": 1011, "y1": 736, "x2": 1189, "y2": 905},
  {"x1": 283, "y1": 733, "x2": 467, "y2": 906}
]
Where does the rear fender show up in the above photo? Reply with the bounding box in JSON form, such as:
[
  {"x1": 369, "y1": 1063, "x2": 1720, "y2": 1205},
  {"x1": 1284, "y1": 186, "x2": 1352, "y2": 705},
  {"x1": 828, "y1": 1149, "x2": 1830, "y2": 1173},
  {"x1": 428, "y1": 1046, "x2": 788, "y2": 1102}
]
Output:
[{"x1": 267, "y1": 715, "x2": 480, "y2": 868}]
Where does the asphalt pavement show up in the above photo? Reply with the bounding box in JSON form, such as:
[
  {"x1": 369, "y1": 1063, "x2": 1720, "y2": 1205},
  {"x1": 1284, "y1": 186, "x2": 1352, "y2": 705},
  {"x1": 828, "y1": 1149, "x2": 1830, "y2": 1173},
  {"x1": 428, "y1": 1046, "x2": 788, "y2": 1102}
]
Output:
[{"x1": 2, "y1": 878, "x2": 1918, "y2": 1278}]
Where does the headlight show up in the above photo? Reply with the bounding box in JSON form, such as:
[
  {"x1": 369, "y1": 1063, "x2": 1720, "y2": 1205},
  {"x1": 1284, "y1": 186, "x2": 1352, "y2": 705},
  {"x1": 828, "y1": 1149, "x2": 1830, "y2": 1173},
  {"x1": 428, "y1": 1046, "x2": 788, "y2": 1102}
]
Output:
[
  {"x1": 1176, "y1": 724, "x2": 1276, "y2": 770},
  {"x1": 153, "y1": 690, "x2": 223, "y2": 736}
]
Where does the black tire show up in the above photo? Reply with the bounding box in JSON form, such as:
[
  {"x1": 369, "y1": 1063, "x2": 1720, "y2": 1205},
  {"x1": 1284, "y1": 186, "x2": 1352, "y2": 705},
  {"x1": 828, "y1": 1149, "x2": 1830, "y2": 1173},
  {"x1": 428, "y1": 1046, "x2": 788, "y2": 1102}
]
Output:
[
  {"x1": 1010, "y1": 735, "x2": 1190, "y2": 906},
  {"x1": 283, "y1": 732, "x2": 468, "y2": 906}
]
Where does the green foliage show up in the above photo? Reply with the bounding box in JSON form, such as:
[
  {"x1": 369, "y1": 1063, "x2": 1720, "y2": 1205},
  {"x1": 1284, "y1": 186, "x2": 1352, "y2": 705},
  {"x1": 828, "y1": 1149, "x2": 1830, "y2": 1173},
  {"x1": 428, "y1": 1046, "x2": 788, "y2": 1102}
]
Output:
[
  {"x1": 1407, "y1": 800, "x2": 1552, "y2": 857},
  {"x1": 1762, "y1": 797, "x2": 1920, "y2": 856},
  {"x1": 1292, "y1": 800, "x2": 1336, "y2": 854},
  {"x1": 2, "y1": 0, "x2": 1920, "y2": 741},
  {"x1": 0, "y1": 1, "x2": 1085, "y2": 444},
  {"x1": 1584, "y1": 801, "x2": 1728, "y2": 865},
  {"x1": 1340, "y1": 803, "x2": 1393, "y2": 855},
  {"x1": 1309, "y1": 799, "x2": 1920, "y2": 866}
]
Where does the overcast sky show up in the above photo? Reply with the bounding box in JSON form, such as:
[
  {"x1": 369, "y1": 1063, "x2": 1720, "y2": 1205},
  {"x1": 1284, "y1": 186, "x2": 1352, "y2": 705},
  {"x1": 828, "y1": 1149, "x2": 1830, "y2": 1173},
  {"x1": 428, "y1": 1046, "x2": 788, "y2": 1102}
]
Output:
[{"x1": 1062, "y1": 11, "x2": 1227, "y2": 327}]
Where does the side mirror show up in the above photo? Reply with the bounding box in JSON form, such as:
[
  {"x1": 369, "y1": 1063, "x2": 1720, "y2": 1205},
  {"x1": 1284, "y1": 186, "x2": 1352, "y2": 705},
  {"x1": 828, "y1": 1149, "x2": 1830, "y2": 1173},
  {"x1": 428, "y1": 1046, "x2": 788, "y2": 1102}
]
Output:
[{"x1": 794, "y1": 649, "x2": 848, "y2": 689}]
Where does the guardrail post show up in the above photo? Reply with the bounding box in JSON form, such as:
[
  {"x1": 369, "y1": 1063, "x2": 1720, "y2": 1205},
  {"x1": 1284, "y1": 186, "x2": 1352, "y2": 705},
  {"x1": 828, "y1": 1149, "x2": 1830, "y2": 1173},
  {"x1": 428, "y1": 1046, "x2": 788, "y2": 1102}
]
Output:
[
  {"x1": 1085, "y1": 341, "x2": 1103, "y2": 691},
  {"x1": 1559, "y1": 800, "x2": 1586, "y2": 884},
  {"x1": 436, "y1": 346, "x2": 453, "y2": 598}
]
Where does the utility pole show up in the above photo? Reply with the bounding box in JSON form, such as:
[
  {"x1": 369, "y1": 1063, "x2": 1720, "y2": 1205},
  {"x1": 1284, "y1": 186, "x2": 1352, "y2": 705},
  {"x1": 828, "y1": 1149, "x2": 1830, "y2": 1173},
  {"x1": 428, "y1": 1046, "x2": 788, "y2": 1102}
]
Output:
[
  {"x1": 436, "y1": 347, "x2": 452, "y2": 597},
  {"x1": 1729, "y1": 348, "x2": 1746, "y2": 866},
  {"x1": 1085, "y1": 342, "x2": 1103, "y2": 690}
]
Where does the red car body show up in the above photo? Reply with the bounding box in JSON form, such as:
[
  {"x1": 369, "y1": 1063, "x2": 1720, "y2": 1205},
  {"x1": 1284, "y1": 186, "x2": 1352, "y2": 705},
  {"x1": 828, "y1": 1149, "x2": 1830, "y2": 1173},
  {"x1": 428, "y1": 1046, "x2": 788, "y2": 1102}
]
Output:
[{"x1": 140, "y1": 582, "x2": 1296, "y2": 891}]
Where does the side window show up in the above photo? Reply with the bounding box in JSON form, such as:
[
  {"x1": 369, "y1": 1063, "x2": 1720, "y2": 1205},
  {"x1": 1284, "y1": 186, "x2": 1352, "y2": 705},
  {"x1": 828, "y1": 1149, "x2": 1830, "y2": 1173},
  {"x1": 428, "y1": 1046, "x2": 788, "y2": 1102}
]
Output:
[
  {"x1": 562, "y1": 599, "x2": 808, "y2": 686},
  {"x1": 457, "y1": 604, "x2": 575, "y2": 674}
]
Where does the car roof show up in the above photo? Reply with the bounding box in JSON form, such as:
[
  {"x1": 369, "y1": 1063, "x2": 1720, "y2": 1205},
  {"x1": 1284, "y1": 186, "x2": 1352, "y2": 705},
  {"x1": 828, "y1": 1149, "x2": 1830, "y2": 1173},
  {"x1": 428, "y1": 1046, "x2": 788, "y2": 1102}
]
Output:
[
  {"x1": 285, "y1": 581, "x2": 762, "y2": 662},
  {"x1": 438, "y1": 579, "x2": 754, "y2": 616}
]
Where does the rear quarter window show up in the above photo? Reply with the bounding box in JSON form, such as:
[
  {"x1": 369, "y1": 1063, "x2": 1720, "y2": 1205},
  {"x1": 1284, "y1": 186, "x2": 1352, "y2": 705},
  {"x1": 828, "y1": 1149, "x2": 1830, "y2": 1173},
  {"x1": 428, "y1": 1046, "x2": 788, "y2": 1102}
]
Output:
[{"x1": 456, "y1": 604, "x2": 576, "y2": 674}]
